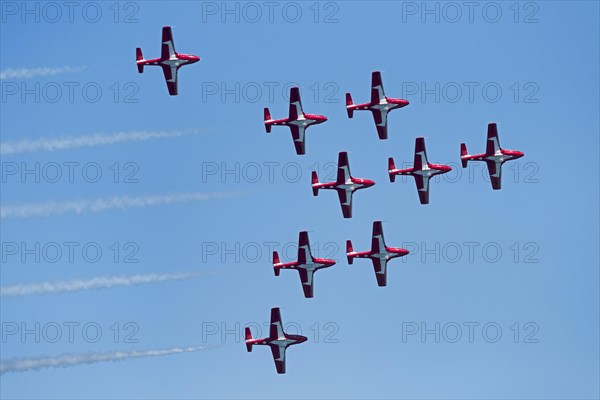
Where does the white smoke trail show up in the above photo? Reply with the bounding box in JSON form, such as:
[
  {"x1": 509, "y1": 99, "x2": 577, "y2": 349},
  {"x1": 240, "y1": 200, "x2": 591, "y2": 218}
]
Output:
[
  {"x1": 0, "y1": 129, "x2": 203, "y2": 156},
  {"x1": 1, "y1": 272, "x2": 201, "y2": 298},
  {"x1": 0, "y1": 66, "x2": 85, "y2": 80},
  {"x1": 1, "y1": 192, "x2": 238, "y2": 219},
  {"x1": 0, "y1": 345, "x2": 221, "y2": 375}
]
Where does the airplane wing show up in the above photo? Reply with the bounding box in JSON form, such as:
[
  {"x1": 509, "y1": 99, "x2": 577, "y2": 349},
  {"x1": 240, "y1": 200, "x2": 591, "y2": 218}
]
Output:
[
  {"x1": 370, "y1": 71, "x2": 385, "y2": 104},
  {"x1": 486, "y1": 160, "x2": 502, "y2": 190},
  {"x1": 288, "y1": 87, "x2": 304, "y2": 120},
  {"x1": 371, "y1": 221, "x2": 385, "y2": 253},
  {"x1": 161, "y1": 26, "x2": 177, "y2": 59},
  {"x1": 337, "y1": 190, "x2": 353, "y2": 218},
  {"x1": 269, "y1": 307, "x2": 284, "y2": 339},
  {"x1": 371, "y1": 258, "x2": 388, "y2": 287},
  {"x1": 336, "y1": 152, "x2": 351, "y2": 184},
  {"x1": 289, "y1": 124, "x2": 306, "y2": 155},
  {"x1": 413, "y1": 174, "x2": 430, "y2": 204},
  {"x1": 413, "y1": 137, "x2": 429, "y2": 170},
  {"x1": 298, "y1": 269, "x2": 315, "y2": 298},
  {"x1": 269, "y1": 344, "x2": 287, "y2": 374},
  {"x1": 370, "y1": 109, "x2": 388, "y2": 139},
  {"x1": 485, "y1": 123, "x2": 501, "y2": 156},
  {"x1": 297, "y1": 231, "x2": 313, "y2": 265},
  {"x1": 161, "y1": 65, "x2": 179, "y2": 96}
]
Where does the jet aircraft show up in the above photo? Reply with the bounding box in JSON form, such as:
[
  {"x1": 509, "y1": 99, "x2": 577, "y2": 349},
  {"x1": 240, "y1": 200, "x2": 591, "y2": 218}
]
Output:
[
  {"x1": 245, "y1": 307, "x2": 308, "y2": 374},
  {"x1": 460, "y1": 123, "x2": 525, "y2": 190},
  {"x1": 311, "y1": 151, "x2": 375, "y2": 218},
  {"x1": 345, "y1": 71, "x2": 409, "y2": 139},
  {"x1": 273, "y1": 231, "x2": 336, "y2": 298},
  {"x1": 264, "y1": 87, "x2": 327, "y2": 155},
  {"x1": 346, "y1": 221, "x2": 410, "y2": 287},
  {"x1": 388, "y1": 137, "x2": 452, "y2": 204},
  {"x1": 136, "y1": 26, "x2": 200, "y2": 95}
]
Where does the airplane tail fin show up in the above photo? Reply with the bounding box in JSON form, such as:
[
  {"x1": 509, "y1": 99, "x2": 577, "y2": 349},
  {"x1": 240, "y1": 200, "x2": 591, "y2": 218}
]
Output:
[
  {"x1": 388, "y1": 157, "x2": 396, "y2": 182},
  {"x1": 264, "y1": 108, "x2": 272, "y2": 133},
  {"x1": 245, "y1": 327, "x2": 253, "y2": 352},
  {"x1": 311, "y1": 171, "x2": 319, "y2": 196},
  {"x1": 460, "y1": 143, "x2": 468, "y2": 168},
  {"x1": 273, "y1": 251, "x2": 281, "y2": 276},
  {"x1": 345, "y1": 93, "x2": 354, "y2": 118},
  {"x1": 136, "y1": 48, "x2": 144, "y2": 73},
  {"x1": 346, "y1": 240, "x2": 354, "y2": 264}
]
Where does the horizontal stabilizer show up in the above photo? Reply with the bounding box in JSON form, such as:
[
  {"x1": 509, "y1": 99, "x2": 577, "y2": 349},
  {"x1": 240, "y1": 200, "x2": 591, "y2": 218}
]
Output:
[
  {"x1": 311, "y1": 171, "x2": 319, "y2": 196},
  {"x1": 136, "y1": 48, "x2": 144, "y2": 73},
  {"x1": 345, "y1": 93, "x2": 354, "y2": 118},
  {"x1": 273, "y1": 251, "x2": 281, "y2": 276},
  {"x1": 460, "y1": 143, "x2": 468, "y2": 168},
  {"x1": 346, "y1": 240, "x2": 354, "y2": 264},
  {"x1": 264, "y1": 108, "x2": 272, "y2": 133},
  {"x1": 245, "y1": 327, "x2": 253, "y2": 352},
  {"x1": 388, "y1": 157, "x2": 396, "y2": 182}
]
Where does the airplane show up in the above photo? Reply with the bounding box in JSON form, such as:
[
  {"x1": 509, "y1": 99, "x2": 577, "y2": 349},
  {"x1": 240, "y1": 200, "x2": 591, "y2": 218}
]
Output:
[
  {"x1": 264, "y1": 87, "x2": 327, "y2": 155},
  {"x1": 460, "y1": 123, "x2": 525, "y2": 190},
  {"x1": 245, "y1": 307, "x2": 307, "y2": 374},
  {"x1": 346, "y1": 221, "x2": 410, "y2": 287},
  {"x1": 136, "y1": 26, "x2": 200, "y2": 95},
  {"x1": 388, "y1": 137, "x2": 452, "y2": 204},
  {"x1": 273, "y1": 231, "x2": 336, "y2": 298},
  {"x1": 311, "y1": 151, "x2": 375, "y2": 218},
  {"x1": 345, "y1": 71, "x2": 409, "y2": 140}
]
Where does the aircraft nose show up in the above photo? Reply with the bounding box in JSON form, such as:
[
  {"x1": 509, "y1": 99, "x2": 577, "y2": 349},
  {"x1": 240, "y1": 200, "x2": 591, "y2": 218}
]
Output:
[{"x1": 402, "y1": 99, "x2": 410, "y2": 107}]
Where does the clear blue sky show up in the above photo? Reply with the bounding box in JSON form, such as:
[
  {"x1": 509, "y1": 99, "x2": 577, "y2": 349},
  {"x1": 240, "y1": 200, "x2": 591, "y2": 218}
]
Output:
[{"x1": 1, "y1": 1, "x2": 598, "y2": 399}]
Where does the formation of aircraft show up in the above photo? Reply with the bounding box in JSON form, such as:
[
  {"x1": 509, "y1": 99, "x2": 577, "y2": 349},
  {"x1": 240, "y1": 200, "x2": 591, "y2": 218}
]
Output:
[
  {"x1": 132, "y1": 30, "x2": 526, "y2": 373},
  {"x1": 245, "y1": 307, "x2": 308, "y2": 374},
  {"x1": 345, "y1": 71, "x2": 410, "y2": 139},
  {"x1": 388, "y1": 137, "x2": 453, "y2": 204},
  {"x1": 460, "y1": 123, "x2": 525, "y2": 190},
  {"x1": 136, "y1": 26, "x2": 200, "y2": 95},
  {"x1": 264, "y1": 87, "x2": 328, "y2": 155},
  {"x1": 273, "y1": 231, "x2": 336, "y2": 298},
  {"x1": 347, "y1": 221, "x2": 410, "y2": 287},
  {"x1": 311, "y1": 151, "x2": 375, "y2": 218}
]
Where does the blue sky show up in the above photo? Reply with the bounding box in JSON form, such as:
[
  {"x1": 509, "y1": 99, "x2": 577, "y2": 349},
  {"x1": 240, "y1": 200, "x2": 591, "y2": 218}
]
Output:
[{"x1": 0, "y1": 1, "x2": 598, "y2": 398}]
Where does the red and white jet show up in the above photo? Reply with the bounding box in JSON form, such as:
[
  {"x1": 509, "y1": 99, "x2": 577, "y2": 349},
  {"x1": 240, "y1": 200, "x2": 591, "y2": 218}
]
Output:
[
  {"x1": 345, "y1": 71, "x2": 410, "y2": 140},
  {"x1": 388, "y1": 137, "x2": 452, "y2": 204},
  {"x1": 245, "y1": 307, "x2": 307, "y2": 374},
  {"x1": 273, "y1": 231, "x2": 336, "y2": 298},
  {"x1": 346, "y1": 221, "x2": 410, "y2": 287},
  {"x1": 264, "y1": 87, "x2": 327, "y2": 155},
  {"x1": 460, "y1": 123, "x2": 525, "y2": 190},
  {"x1": 136, "y1": 26, "x2": 200, "y2": 95},
  {"x1": 311, "y1": 151, "x2": 375, "y2": 218}
]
